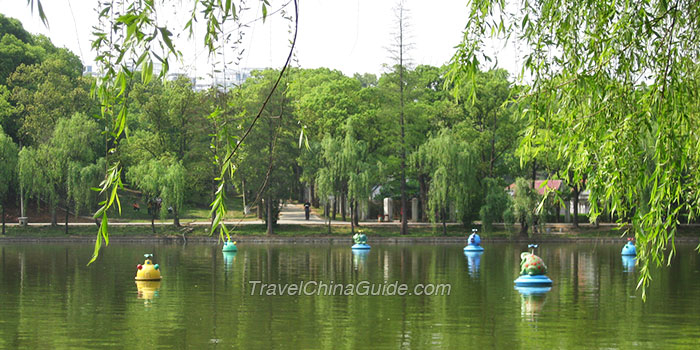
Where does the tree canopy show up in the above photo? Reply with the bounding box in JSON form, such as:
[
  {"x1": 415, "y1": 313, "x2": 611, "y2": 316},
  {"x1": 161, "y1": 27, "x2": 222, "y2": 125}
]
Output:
[{"x1": 450, "y1": 0, "x2": 700, "y2": 296}]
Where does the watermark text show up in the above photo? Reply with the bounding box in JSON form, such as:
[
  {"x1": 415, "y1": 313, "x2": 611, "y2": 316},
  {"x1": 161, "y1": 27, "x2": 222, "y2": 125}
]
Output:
[{"x1": 248, "y1": 280, "x2": 451, "y2": 296}]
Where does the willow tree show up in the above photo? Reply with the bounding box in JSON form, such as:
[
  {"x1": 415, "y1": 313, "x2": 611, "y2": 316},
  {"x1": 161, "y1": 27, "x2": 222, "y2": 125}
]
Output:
[
  {"x1": 450, "y1": 0, "x2": 700, "y2": 296},
  {"x1": 413, "y1": 129, "x2": 478, "y2": 235},
  {"x1": 128, "y1": 157, "x2": 185, "y2": 232},
  {"x1": 341, "y1": 120, "x2": 374, "y2": 233},
  {"x1": 316, "y1": 135, "x2": 344, "y2": 233},
  {"x1": 289, "y1": 68, "x2": 364, "y2": 207},
  {"x1": 54, "y1": 113, "x2": 102, "y2": 234},
  {"x1": 18, "y1": 113, "x2": 102, "y2": 233},
  {"x1": 479, "y1": 177, "x2": 512, "y2": 233},
  {"x1": 17, "y1": 144, "x2": 60, "y2": 225},
  {"x1": 161, "y1": 161, "x2": 185, "y2": 227},
  {"x1": 0, "y1": 127, "x2": 18, "y2": 234},
  {"x1": 504, "y1": 177, "x2": 540, "y2": 237},
  {"x1": 22, "y1": 0, "x2": 299, "y2": 263}
]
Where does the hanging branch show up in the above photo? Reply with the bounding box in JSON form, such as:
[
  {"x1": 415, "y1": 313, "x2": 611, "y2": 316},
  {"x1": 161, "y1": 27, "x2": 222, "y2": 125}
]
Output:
[
  {"x1": 81, "y1": 0, "x2": 298, "y2": 264},
  {"x1": 209, "y1": 0, "x2": 299, "y2": 240}
]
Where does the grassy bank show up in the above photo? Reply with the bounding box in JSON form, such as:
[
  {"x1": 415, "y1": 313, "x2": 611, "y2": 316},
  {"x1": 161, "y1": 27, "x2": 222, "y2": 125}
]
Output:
[{"x1": 0, "y1": 223, "x2": 637, "y2": 240}]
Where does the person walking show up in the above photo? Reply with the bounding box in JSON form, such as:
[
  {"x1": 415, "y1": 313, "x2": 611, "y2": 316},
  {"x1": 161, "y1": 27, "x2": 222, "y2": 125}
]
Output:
[{"x1": 304, "y1": 201, "x2": 311, "y2": 220}]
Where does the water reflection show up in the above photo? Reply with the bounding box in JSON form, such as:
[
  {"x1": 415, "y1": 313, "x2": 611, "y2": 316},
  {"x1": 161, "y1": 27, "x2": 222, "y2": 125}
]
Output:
[
  {"x1": 2, "y1": 242, "x2": 700, "y2": 349},
  {"x1": 222, "y1": 251, "x2": 237, "y2": 270},
  {"x1": 622, "y1": 255, "x2": 636, "y2": 272},
  {"x1": 464, "y1": 251, "x2": 482, "y2": 278},
  {"x1": 135, "y1": 280, "x2": 161, "y2": 305},
  {"x1": 352, "y1": 249, "x2": 369, "y2": 271},
  {"x1": 515, "y1": 286, "x2": 551, "y2": 321}
]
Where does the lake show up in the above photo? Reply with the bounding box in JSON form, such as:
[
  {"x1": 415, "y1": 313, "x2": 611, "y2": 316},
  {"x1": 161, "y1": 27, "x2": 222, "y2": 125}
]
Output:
[{"x1": 1, "y1": 241, "x2": 699, "y2": 349}]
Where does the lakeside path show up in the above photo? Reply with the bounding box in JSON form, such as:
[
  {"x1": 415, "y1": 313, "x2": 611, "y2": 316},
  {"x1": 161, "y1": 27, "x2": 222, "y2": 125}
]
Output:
[
  {"x1": 2, "y1": 203, "x2": 457, "y2": 228},
  {"x1": 5, "y1": 203, "x2": 700, "y2": 240},
  {"x1": 2, "y1": 202, "x2": 699, "y2": 243}
]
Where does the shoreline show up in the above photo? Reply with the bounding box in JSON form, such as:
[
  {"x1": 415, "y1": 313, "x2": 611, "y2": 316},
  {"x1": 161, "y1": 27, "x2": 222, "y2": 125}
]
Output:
[{"x1": 1, "y1": 235, "x2": 698, "y2": 244}]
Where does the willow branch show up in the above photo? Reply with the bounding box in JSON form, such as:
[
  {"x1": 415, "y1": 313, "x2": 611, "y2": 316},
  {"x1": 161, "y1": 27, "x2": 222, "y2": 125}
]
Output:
[{"x1": 222, "y1": 0, "x2": 298, "y2": 166}]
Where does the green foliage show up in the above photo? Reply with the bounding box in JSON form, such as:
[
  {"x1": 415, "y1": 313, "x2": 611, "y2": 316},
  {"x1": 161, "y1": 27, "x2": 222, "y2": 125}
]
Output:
[
  {"x1": 0, "y1": 85, "x2": 17, "y2": 140},
  {"x1": 55, "y1": 113, "x2": 103, "y2": 217},
  {"x1": 68, "y1": 160, "x2": 104, "y2": 216},
  {"x1": 0, "y1": 126, "x2": 18, "y2": 203},
  {"x1": 343, "y1": 120, "x2": 373, "y2": 204},
  {"x1": 450, "y1": 0, "x2": 700, "y2": 297},
  {"x1": 413, "y1": 128, "x2": 479, "y2": 227},
  {"x1": 127, "y1": 157, "x2": 185, "y2": 217},
  {"x1": 81, "y1": 0, "x2": 299, "y2": 257},
  {"x1": 160, "y1": 160, "x2": 185, "y2": 219},
  {"x1": 315, "y1": 135, "x2": 343, "y2": 203},
  {"x1": 509, "y1": 178, "x2": 540, "y2": 236},
  {"x1": 0, "y1": 13, "x2": 48, "y2": 85},
  {"x1": 18, "y1": 113, "x2": 102, "y2": 224},
  {"x1": 18, "y1": 144, "x2": 60, "y2": 210},
  {"x1": 230, "y1": 69, "x2": 300, "y2": 230},
  {"x1": 479, "y1": 177, "x2": 511, "y2": 232},
  {"x1": 8, "y1": 56, "x2": 92, "y2": 145}
]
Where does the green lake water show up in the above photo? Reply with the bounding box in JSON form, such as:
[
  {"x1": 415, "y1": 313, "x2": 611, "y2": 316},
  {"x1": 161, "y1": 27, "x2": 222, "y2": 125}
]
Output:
[{"x1": 1, "y1": 241, "x2": 700, "y2": 349}]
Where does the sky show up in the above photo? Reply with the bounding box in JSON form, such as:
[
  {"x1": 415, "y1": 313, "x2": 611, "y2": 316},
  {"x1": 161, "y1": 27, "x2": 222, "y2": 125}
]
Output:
[{"x1": 0, "y1": 0, "x2": 513, "y2": 80}]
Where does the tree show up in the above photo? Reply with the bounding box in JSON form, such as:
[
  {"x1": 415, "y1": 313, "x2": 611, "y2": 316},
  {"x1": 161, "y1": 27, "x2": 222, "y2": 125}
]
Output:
[
  {"x1": 127, "y1": 157, "x2": 185, "y2": 231},
  {"x1": 397, "y1": 65, "x2": 464, "y2": 222},
  {"x1": 451, "y1": 0, "x2": 700, "y2": 296},
  {"x1": 232, "y1": 69, "x2": 300, "y2": 235},
  {"x1": 0, "y1": 127, "x2": 18, "y2": 234},
  {"x1": 18, "y1": 113, "x2": 102, "y2": 233},
  {"x1": 459, "y1": 69, "x2": 521, "y2": 180},
  {"x1": 479, "y1": 177, "x2": 511, "y2": 233},
  {"x1": 128, "y1": 159, "x2": 165, "y2": 233},
  {"x1": 8, "y1": 53, "x2": 92, "y2": 145},
  {"x1": 0, "y1": 85, "x2": 17, "y2": 140},
  {"x1": 316, "y1": 136, "x2": 343, "y2": 231},
  {"x1": 18, "y1": 143, "x2": 61, "y2": 225},
  {"x1": 53, "y1": 113, "x2": 103, "y2": 233},
  {"x1": 387, "y1": 0, "x2": 412, "y2": 235},
  {"x1": 338, "y1": 119, "x2": 374, "y2": 232},
  {"x1": 160, "y1": 161, "x2": 185, "y2": 227},
  {"x1": 413, "y1": 128, "x2": 478, "y2": 235},
  {"x1": 31, "y1": 0, "x2": 299, "y2": 263},
  {"x1": 0, "y1": 14, "x2": 45, "y2": 85},
  {"x1": 124, "y1": 76, "x2": 212, "y2": 211},
  {"x1": 504, "y1": 178, "x2": 541, "y2": 237},
  {"x1": 289, "y1": 68, "x2": 366, "y2": 213}
]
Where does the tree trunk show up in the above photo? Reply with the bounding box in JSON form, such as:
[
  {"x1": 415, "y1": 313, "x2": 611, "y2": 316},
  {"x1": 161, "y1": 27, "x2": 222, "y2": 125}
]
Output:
[
  {"x1": 520, "y1": 219, "x2": 529, "y2": 237},
  {"x1": 418, "y1": 174, "x2": 428, "y2": 222},
  {"x1": 266, "y1": 196, "x2": 274, "y2": 235},
  {"x1": 442, "y1": 209, "x2": 447, "y2": 236},
  {"x1": 350, "y1": 200, "x2": 355, "y2": 235},
  {"x1": 51, "y1": 204, "x2": 57, "y2": 227},
  {"x1": 353, "y1": 200, "x2": 359, "y2": 226},
  {"x1": 2, "y1": 204, "x2": 5, "y2": 235},
  {"x1": 572, "y1": 187, "x2": 580, "y2": 228},
  {"x1": 326, "y1": 202, "x2": 331, "y2": 235},
  {"x1": 556, "y1": 203, "x2": 561, "y2": 223},
  {"x1": 332, "y1": 198, "x2": 337, "y2": 220},
  {"x1": 399, "y1": 27, "x2": 408, "y2": 237},
  {"x1": 531, "y1": 160, "x2": 537, "y2": 188},
  {"x1": 173, "y1": 206, "x2": 180, "y2": 227},
  {"x1": 64, "y1": 202, "x2": 69, "y2": 235},
  {"x1": 151, "y1": 213, "x2": 156, "y2": 234},
  {"x1": 241, "y1": 178, "x2": 247, "y2": 215},
  {"x1": 341, "y1": 191, "x2": 346, "y2": 222},
  {"x1": 490, "y1": 111, "x2": 497, "y2": 178}
]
